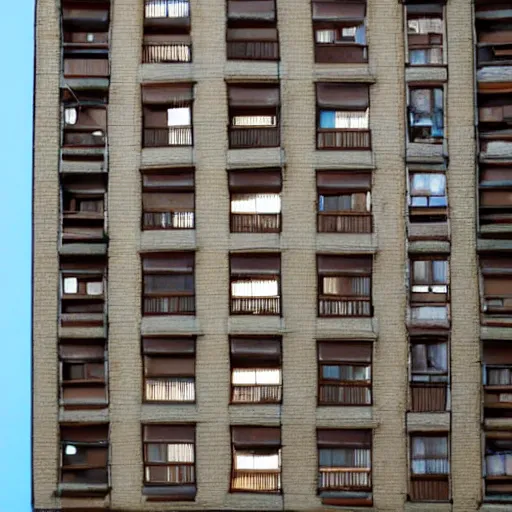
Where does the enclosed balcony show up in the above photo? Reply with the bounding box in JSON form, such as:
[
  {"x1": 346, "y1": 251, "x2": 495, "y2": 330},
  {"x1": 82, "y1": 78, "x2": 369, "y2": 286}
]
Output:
[
  {"x1": 479, "y1": 93, "x2": 512, "y2": 162},
  {"x1": 483, "y1": 342, "x2": 512, "y2": 422},
  {"x1": 144, "y1": 0, "x2": 190, "y2": 30},
  {"x1": 484, "y1": 432, "x2": 512, "y2": 503},
  {"x1": 480, "y1": 255, "x2": 512, "y2": 327}
]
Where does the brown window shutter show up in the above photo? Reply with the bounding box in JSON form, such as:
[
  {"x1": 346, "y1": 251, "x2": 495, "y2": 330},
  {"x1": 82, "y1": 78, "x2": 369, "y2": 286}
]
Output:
[
  {"x1": 227, "y1": 28, "x2": 278, "y2": 42},
  {"x1": 312, "y1": 1, "x2": 366, "y2": 21},
  {"x1": 317, "y1": 255, "x2": 372, "y2": 275},
  {"x1": 230, "y1": 253, "x2": 281, "y2": 274},
  {"x1": 73, "y1": 107, "x2": 107, "y2": 130},
  {"x1": 406, "y1": 3, "x2": 444, "y2": 15},
  {"x1": 144, "y1": 424, "x2": 195, "y2": 443},
  {"x1": 317, "y1": 429, "x2": 372, "y2": 448},
  {"x1": 483, "y1": 342, "x2": 512, "y2": 365},
  {"x1": 230, "y1": 337, "x2": 281, "y2": 360},
  {"x1": 228, "y1": 84, "x2": 280, "y2": 108},
  {"x1": 484, "y1": 276, "x2": 512, "y2": 296},
  {"x1": 142, "y1": 252, "x2": 195, "y2": 272},
  {"x1": 59, "y1": 344, "x2": 104, "y2": 360},
  {"x1": 316, "y1": 82, "x2": 369, "y2": 110},
  {"x1": 145, "y1": 356, "x2": 195, "y2": 377},
  {"x1": 317, "y1": 171, "x2": 371, "y2": 192},
  {"x1": 232, "y1": 426, "x2": 281, "y2": 447},
  {"x1": 227, "y1": 0, "x2": 276, "y2": 19},
  {"x1": 229, "y1": 169, "x2": 282, "y2": 192},
  {"x1": 142, "y1": 170, "x2": 194, "y2": 190},
  {"x1": 480, "y1": 166, "x2": 512, "y2": 184},
  {"x1": 318, "y1": 341, "x2": 372, "y2": 362},
  {"x1": 143, "y1": 34, "x2": 192, "y2": 45},
  {"x1": 142, "y1": 192, "x2": 194, "y2": 211},
  {"x1": 142, "y1": 337, "x2": 196, "y2": 355},
  {"x1": 62, "y1": 386, "x2": 107, "y2": 404},
  {"x1": 60, "y1": 424, "x2": 109, "y2": 443},
  {"x1": 142, "y1": 83, "x2": 194, "y2": 105},
  {"x1": 143, "y1": 108, "x2": 168, "y2": 128},
  {"x1": 480, "y1": 190, "x2": 512, "y2": 208}
]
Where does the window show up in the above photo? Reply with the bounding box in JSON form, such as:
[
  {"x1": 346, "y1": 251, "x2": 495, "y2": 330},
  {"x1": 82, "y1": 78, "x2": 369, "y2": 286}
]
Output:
[
  {"x1": 59, "y1": 341, "x2": 107, "y2": 408},
  {"x1": 230, "y1": 336, "x2": 282, "y2": 403},
  {"x1": 483, "y1": 342, "x2": 512, "y2": 420},
  {"x1": 316, "y1": 82, "x2": 371, "y2": 149},
  {"x1": 61, "y1": 0, "x2": 110, "y2": 78},
  {"x1": 406, "y1": 3, "x2": 444, "y2": 66},
  {"x1": 317, "y1": 429, "x2": 372, "y2": 506},
  {"x1": 143, "y1": 337, "x2": 196, "y2": 402},
  {"x1": 480, "y1": 256, "x2": 512, "y2": 325},
  {"x1": 61, "y1": 174, "x2": 107, "y2": 244},
  {"x1": 142, "y1": 253, "x2": 195, "y2": 315},
  {"x1": 231, "y1": 426, "x2": 281, "y2": 493},
  {"x1": 142, "y1": 83, "x2": 194, "y2": 147},
  {"x1": 317, "y1": 255, "x2": 372, "y2": 317},
  {"x1": 410, "y1": 337, "x2": 448, "y2": 412},
  {"x1": 476, "y1": 2, "x2": 512, "y2": 68},
  {"x1": 317, "y1": 170, "x2": 372, "y2": 233},
  {"x1": 408, "y1": 87, "x2": 444, "y2": 143},
  {"x1": 228, "y1": 84, "x2": 280, "y2": 148},
  {"x1": 409, "y1": 171, "x2": 447, "y2": 226},
  {"x1": 318, "y1": 341, "x2": 372, "y2": 405},
  {"x1": 229, "y1": 168, "x2": 282, "y2": 233},
  {"x1": 142, "y1": 168, "x2": 194, "y2": 230},
  {"x1": 142, "y1": 424, "x2": 196, "y2": 501},
  {"x1": 312, "y1": 0, "x2": 367, "y2": 63},
  {"x1": 485, "y1": 433, "x2": 512, "y2": 500},
  {"x1": 409, "y1": 257, "x2": 449, "y2": 326},
  {"x1": 230, "y1": 253, "x2": 281, "y2": 315},
  {"x1": 227, "y1": 0, "x2": 278, "y2": 61},
  {"x1": 409, "y1": 434, "x2": 450, "y2": 502},
  {"x1": 479, "y1": 166, "x2": 512, "y2": 229},
  {"x1": 60, "y1": 424, "x2": 109, "y2": 495},
  {"x1": 144, "y1": 0, "x2": 190, "y2": 19},
  {"x1": 62, "y1": 102, "x2": 106, "y2": 148},
  {"x1": 60, "y1": 257, "x2": 107, "y2": 328}
]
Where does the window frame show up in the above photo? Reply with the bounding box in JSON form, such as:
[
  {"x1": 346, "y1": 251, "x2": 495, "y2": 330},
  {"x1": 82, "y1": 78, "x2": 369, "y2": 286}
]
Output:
[{"x1": 407, "y1": 85, "x2": 445, "y2": 144}]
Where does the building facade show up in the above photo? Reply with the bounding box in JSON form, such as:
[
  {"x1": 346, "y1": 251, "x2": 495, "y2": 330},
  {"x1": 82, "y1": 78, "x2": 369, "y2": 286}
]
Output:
[{"x1": 32, "y1": 0, "x2": 511, "y2": 511}]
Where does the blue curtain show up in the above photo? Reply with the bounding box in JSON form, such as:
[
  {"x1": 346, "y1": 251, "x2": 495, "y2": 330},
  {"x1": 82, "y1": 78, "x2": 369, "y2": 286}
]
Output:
[{"x1": 320, "y1": 110, "x2": 336, "y2": 129}]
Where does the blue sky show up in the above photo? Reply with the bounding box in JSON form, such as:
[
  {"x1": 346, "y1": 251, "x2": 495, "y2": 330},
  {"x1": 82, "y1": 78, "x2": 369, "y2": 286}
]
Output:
[{"x1": 0, "y1": 0, "x2": 33, "y2": 510}]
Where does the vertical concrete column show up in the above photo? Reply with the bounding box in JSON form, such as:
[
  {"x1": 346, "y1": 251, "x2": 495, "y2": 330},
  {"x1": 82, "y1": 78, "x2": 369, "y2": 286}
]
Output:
[
  {"x1": 369, "y1": 1, "x2": 408, "y2": 510},
  {"x1": 32, "y1": 0, "x2": 61, "y2": 508},
  {"x1": 447, "y1": 2, "x2": 481, "y2": 511},
  {"x1": 192, "y1": 0, "x2": 232, "y2": 507},
  {"x1": 278, "y1": 1, "x2": 318, "y2": 509},
  {"x1": 108, "y1": 0, "x2": 143, "y2": 507}
]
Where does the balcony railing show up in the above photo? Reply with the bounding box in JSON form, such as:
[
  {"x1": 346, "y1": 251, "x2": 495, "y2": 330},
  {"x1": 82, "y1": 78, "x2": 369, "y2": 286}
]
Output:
[
  {"x1": 145, "y1": 464, "x2": 195, "y2": 484},
  {"x1": 484, "y1": 384, "x2": 512, "y2": 410},
  {"x1": 227, "y1": 40, "x2": 279, "y2": 61},
  {"x1": 319, "y1": 297, "x2": 372, "y2": 317},
  {"x1": 319, "y1": 383, "x2": 371, "y2": 405},
  {"x1": 315, "y1": 44, "x2": 368, "y2": 64},
  {"x1": 144, "y1": 0, "x2": 190, "y2": 20},
  {"x1": 63, "y1": 58, "x2": 109, "y2": 78},
  {"x1": 142, "y1": 43, "x2": 192, "y2": 63},
  {"x1": 60, "y1": 312, "x2": 105, "y2": 328},
  {"x1": 319, "y1": 468, "x2": 371, "y2": 491},
  {"x1": 143, "y1": 295, "x2": 195, "y2": 315},
  {"x1": 410, "y1": 383, "x2": 447, "y2": 412},
  {"x1": 318, "y1": 213, "x2": 372, "y2": 234},
  {"x1": 143, "y1": 211, "x2": 195, "y2": 229},
  {"x1": 317, "y1": 129, "x2": 371, "y2": 150},
  {"x1": 231, "y1": 470, "x2": 281, "y2": 492},
  {"x1": 143, "y1": 127, "x2": 193, "y2": 147},
  {"x1": 231, "y1": 297, "x2": 280, "y2": 315},
  {"x1": 231, "y1": 213, "x2": 280, "y2": 233},
  {"x1": 231, "y1": 384, "x2": 282, "y2": 403},
  {"x1": 229, "y1": 127, "x2": 280, "y2": 149},
  {"x1": 145, "y1": 377, "x2": 195, "y2": 402},
  {"x1": 410, "y1": 476, "x2": 449, "y2": 502},
  {"x1": 63, "y1": 131, "x2": 106, "y2": 147}
]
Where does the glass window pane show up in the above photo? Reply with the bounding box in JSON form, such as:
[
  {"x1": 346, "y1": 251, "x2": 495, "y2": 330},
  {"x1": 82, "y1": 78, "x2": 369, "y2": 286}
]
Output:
[
  {"x1": 322, "y1": 365, "x2": 341, "y2": 380},
  {"x1": 168, "y1": 107, "x2": 191, "y2": 127}
]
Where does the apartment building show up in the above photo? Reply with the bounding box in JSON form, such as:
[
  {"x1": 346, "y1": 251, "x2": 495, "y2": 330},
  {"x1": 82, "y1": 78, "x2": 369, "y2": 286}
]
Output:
[{"x1": 32, "y1": 0, "x2": 511, "y2": 511}]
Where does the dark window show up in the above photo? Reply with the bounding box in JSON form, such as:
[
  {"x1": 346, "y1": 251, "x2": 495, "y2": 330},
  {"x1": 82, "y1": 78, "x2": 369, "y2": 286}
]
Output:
[
  {"x1": 142, "y1": 423, "x2": 196, "y2": 501},
  {"x1": 408, "y1": 87, "x2": 444, "y2": 143},
  {"x1": 318, "y1": 341, "x2": 372, "y2": 405},
  {"x1": 479, "y1": 165, "x2": 512, "y2": 230},
  {"x1": 317, "y1": 254, "x2": 372, "y2": 317},
  {"x1": 480, "y1": 256, "x2": 512, "y2": 325},
  {"x1": 406, "y1": 3, "x2": 444, "y2": 66},
  {"x1": 231, "y1": 426, "x2": 281, "y2": 493},
  {"x1": 143, "y1": 337, "x2": 196, "y2": 402},
  {"x1": 142, "y1": 253, "x2": 195, "y2": 315},
  {"x1": 483, "y1": 341, "x2": 512, "y2": 421},
  {"x1": 230, "y1": 336, "x2": 282, "y2": 404}
]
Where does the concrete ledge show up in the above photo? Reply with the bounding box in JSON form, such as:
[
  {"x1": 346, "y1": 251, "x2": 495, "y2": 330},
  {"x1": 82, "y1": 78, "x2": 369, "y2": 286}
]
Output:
[
  {"x1": 406, "y1": 142, "x2": 446, "y2": 162},
  {"x1": 317, "y1": 406, "x2": 375, "y2": 428},
  {"x1": 140, "y1": 63, "x2": 194, "y2": 83},
  {"x1": 225, "y1": 60, "x2": 279, "y2": 80},
  {"x1": 228, "y1": 315, "x2": 285, "y2": 334},
  {"x1": 140, "y1": 230, "x2": 196, "y2": 251},
  {"x1": 229, "y1": 233, "x2": 281, "y2": 252},
  {"x1": 62, "y1": 147, "x2": 105, "y2": 157},
  {"x1": 224, "y1": 492, "x2": 284, "y2": 511},
  {"x1": 58, "y1": 326, "x2": 107, "y2": 339},
  {"x1": 405, "y1": 66, "x2": 448, "y2": 83},
  {"x1": 408, "y1": 240, "x2": 451, "y2": 254},
  {"x1": 59, "y1": 243, "x2": 108, "y2": 256},
  {"x1": 141, "y1": 315, "x2": 201, "y2": 335},
  {"x1": 407, "y1": 412, "x2": 450, "y2": 432},
  {"x1": 314, "y1": 150, "x2": 373, "y2": 169},
  {"x1": 316, "y1": 317, "x2": 377, "y2": 340},
  {"x1": 229, "y1": 404, "x2": 281, "y2": 425},
  {"x1": 141, "y1": 146, "x2": 195, "y2": 167},
  {"x1": 314, "y1": 64, "x2": 375, "y2": 83},
  {"x1": 61, "y1": 76, "x2": 109, "y2": 90},
  {"x1": 316, "y1": 234, "x2": 377, "y2": 254},
  {"x1": 484, "y1": 418, "x2": 512, "y2": 430},
  {"x1": 227, "y1": 148, "x2": 285, "y2": 168},
  {"x1": 141, "y1": 404, "x2": 198, "y2": 422},
  {"x1": 406, "y1": 502, "x2": 452, "y2": 512},
  {"x1": 59, "y1": 408, "x2": 109, "y2": 423},
  {"x1": 480, "y1": 504, "x2": 512, "y2": 512},
  {"x1": 478, "y1": 238, "x2": 512, "y2": 252},
  {"x1": 481, "y1": 326, "x2": 512, "y2": 341}
]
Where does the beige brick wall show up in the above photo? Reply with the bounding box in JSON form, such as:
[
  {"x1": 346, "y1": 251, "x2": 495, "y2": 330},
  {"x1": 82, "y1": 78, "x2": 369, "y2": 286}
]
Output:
[{"x1": 33, "y1": 0, "x2": 483, "y2": 511}]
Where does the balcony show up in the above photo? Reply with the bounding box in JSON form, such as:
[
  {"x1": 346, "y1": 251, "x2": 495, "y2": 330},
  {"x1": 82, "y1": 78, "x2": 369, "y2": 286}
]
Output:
[
  {"x1": 231, "y1": 297, "x2": 280, "y2": 315},
  {"x1": 63, "y1": 58, "x2": 109, "y2": 78},
  {"x1": 410, "y1": 383, "x2": 447, "y2": 412},
  {"x1": 231, "y1": 470, "x2": 281, "y2": 492},
  {"x1": 143, "y1": 211, "x2": 194, "y2": 230},
  {"x1": 317, "y1": 129, "x2": 371, "y2": 150},
  {"x1": 409, "y1": 305, "x2": 450, "y2": 329},
  {"x1": 315, "y1": 44, "x2": 367, "y2": 64},
  {"x1": 318, "y1": 468, "x2": 371, "y2": 492},
  {"x1": 231, "y1": 213, "x2": 280, "y2": 233},
  {"x1": 229, "y1": 126, "x2": 280, "y2": 149},
  {"x1": 410, "y1": 475, "x2": 449, "y2": 502},
  {"x1": 231, "y1": 384, "x2": 282, "y2": 403},
  {"x1": 318, "y1": 212, "x2": 372, "y2": 234},
  {"x1": 143, "y1": 127, "x2": 193, "y2": 147},
  {"x1": 319, "y1": 297, "x2": 371, "y2": 317},
  {"x1": 143, "y1": 295, "x2": 195, "y2": 315},
  {"x1": 227, "y1": 40, "x2": 279, "y2": 61},
  {"x1": 319, "y1": 383, "x2": 371, "y2": 405},
  {"x1": 142, "y1": 41, "x2": 192, "y2": 63}
]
